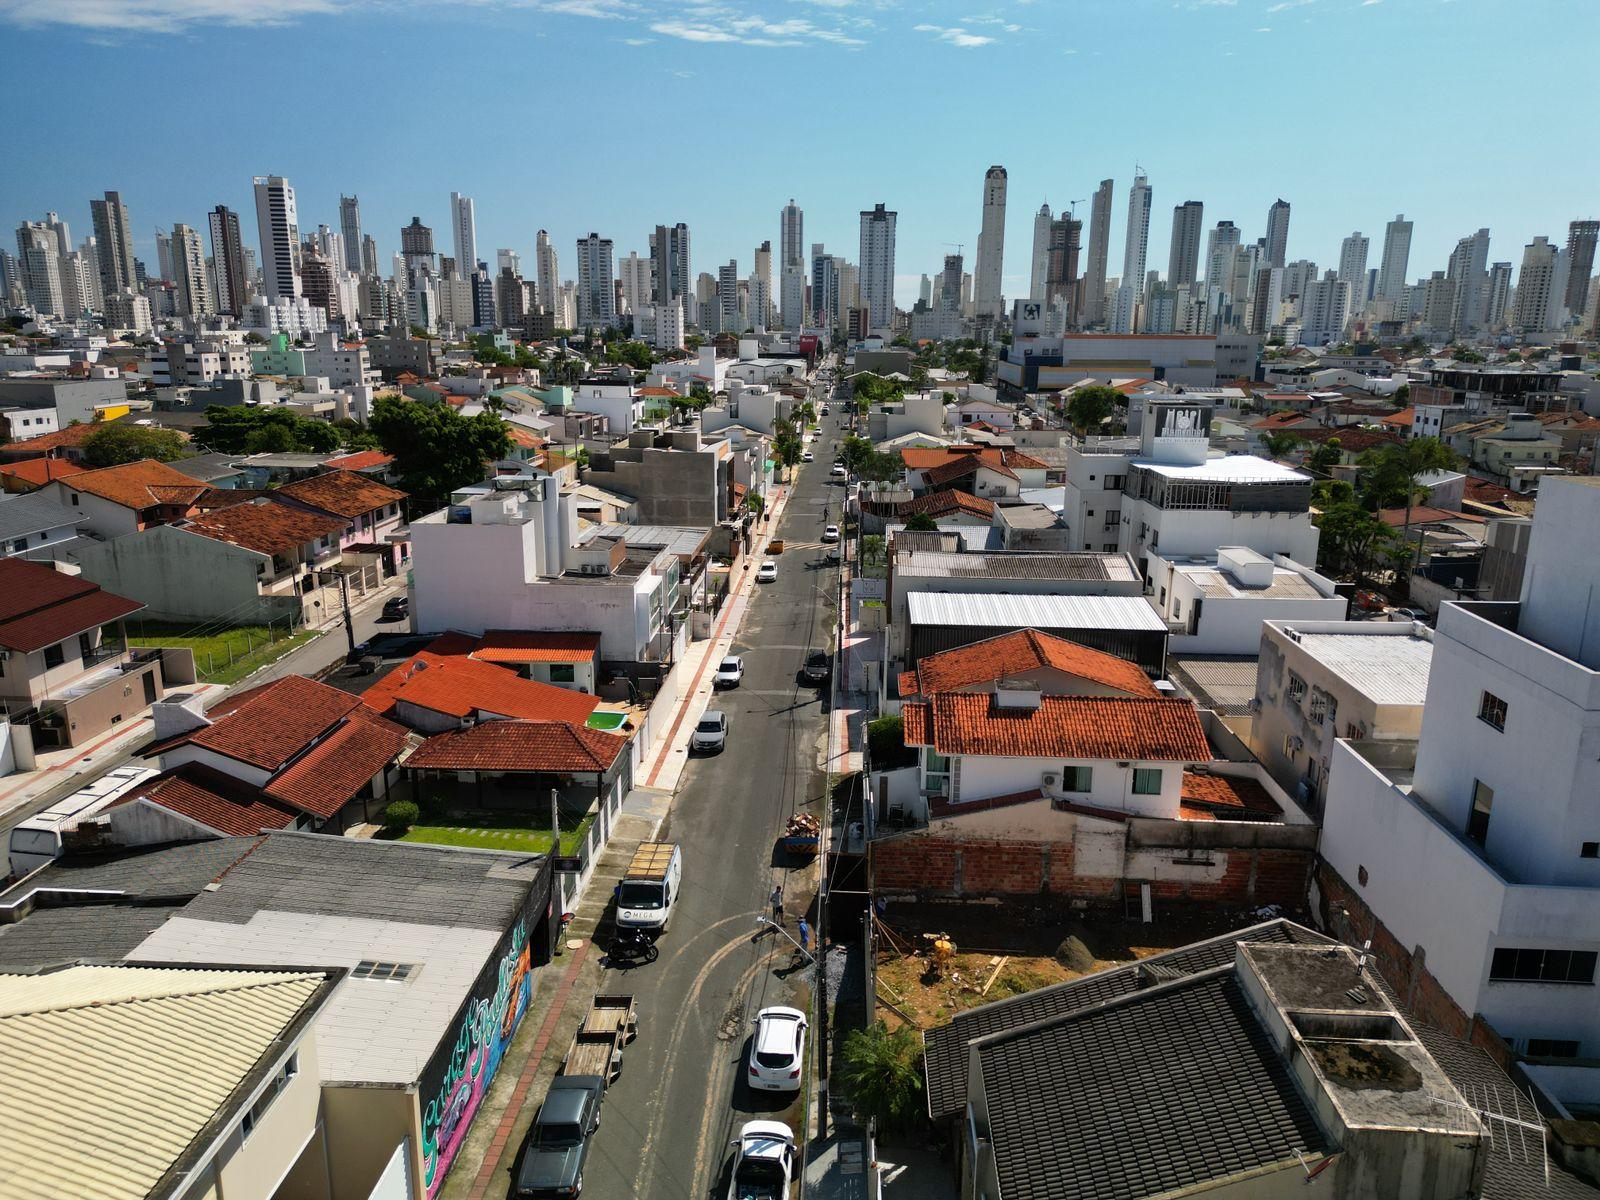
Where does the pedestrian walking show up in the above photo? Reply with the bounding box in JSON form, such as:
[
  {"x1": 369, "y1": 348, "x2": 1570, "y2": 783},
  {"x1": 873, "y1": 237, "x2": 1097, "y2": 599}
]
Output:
[
  {"x1": 770, "y1": 883, "x2": 784, "y2": 923},
  {"x1": 798, "y1": 916, "x2": 811, "y2": 955}
]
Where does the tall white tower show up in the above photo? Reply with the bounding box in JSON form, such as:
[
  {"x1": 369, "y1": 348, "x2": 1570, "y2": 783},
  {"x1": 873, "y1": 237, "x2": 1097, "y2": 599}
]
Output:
[
  {"x1": 575, "y1": 232, "x2": 616, "y2": 328},
  {"x1": 858, "y1": 203, "x2": 897, "y2": 333},
  {"x1": 780, "y1": 200, "x2": 805, "y2": 330},
  {"x1": 252, "y1": 175, "x2": 302, "y2": 301},
  {"x1": 535, "y1": 229, "x2": 559, "y2": 313},
  {"x1": 973, "y1": 165, "x2": 1007, "y2": 318},
  {"x1": 1167, "y1": 200, "x2": 1204, "y2": 289},
  {"x1": 1264, "y1": 198, "x2": 1291, "y2": 269},
  {"x1": 1377, "y1": 214, "x2": 1413, "y2": 302},
  {"x1": 1337, "y1": 232, "x2": 1370, "y2": 320},
  {"x1": 1082, "y1": 179, "x2": 1114, "y2": 328},
  {"x1": 450, "y1": 192, "x2": 477, "y2": 275},
  {"x1": 1112, "y1": 172, "x2": 1151, "y2": 333},
  {"x1": 1030, "y1": 203, "x2": 1053, "y2": 302}
]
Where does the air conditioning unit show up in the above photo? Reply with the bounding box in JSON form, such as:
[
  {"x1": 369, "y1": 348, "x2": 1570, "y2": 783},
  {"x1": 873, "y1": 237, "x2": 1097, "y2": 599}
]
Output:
[
  {"x1": 1040, "y1": 771, "x2": 1060, "y2": 791},
  {"x1": 1292, "y1": 736, "x2": 1305, "y2": 751}
]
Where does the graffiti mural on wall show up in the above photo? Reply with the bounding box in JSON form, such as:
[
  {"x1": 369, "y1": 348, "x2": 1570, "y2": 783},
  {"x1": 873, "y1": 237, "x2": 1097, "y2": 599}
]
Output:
[{"x1": 420, "y1": 921, "x2": 533, "y2": 1197}]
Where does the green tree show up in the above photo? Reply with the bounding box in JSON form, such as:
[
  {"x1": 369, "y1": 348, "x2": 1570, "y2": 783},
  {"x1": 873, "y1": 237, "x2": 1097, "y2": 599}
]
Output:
[
  {"x1": 1065, "y1": 385, "x2": 1119, "y2": 436},
  {"x1": 383, "y1": 800, "x2": 420, "y2": 833},
  {"x1": 839, "y1": 1022, "x2": 925, "y2": 1133},
  {"x1": 1315, "y1": 499, "x2": 1396, "y2": 582},
  {"x1": 369, "y1": 395, "x2": 511, "y2": 513},
  {"x1": 1306, "y1": 439, "x2": 1343, "y2": 475},
  {"x1": 860, "y1": 534, "x2": 886, "y2": 577},
  {"x1": 1260, "y1": 431, "x2": 1304, "y2": 460},
  {"x1": 772, "y1": 416, "x2": 805, "y2": 469},
  {"x1": 81, "y1": 423, "x2": 188, "y2": 467},
  {"x1": 867, "y1": 715, "x2": 915, "y2": 768},
  {"x1": 194, "y1": 406, "x2": 341, "y2": 455},
  {"x1": 1357, "y1": 437, "x2": 1458, "y2": 590},
  {"x1": 1393, "y1": 384, "x2": 1410, "y2": 404},
  {"x1": 602, "y1": 340, "x2": 655, "y2": 371},
  {"x1": 904, "y1": 512, "x2": 939, "y2": 532},
  {"x1": 331, "y1": 418, "x2": 381, "y2": 451}
]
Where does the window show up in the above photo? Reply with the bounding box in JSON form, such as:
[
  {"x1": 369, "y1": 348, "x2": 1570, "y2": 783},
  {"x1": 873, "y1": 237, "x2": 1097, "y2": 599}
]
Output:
[
  {"x1": 1526, "y1": 1039, "x2": 1581, "y2": 1058},
  {"x1": 1286, "y1": 672, "x2": 1306, "y2": 704},
  {"x1": 351, "y1": 960, "x2": 417, "y2": 981},
  {"x1": 10, "y1": 538, "x2": 25, "y2": 552},
  {"x1": 924, "y1": 748, "x2": 951, "y2": 795},
  {"x1": 1308, "y1": 689, "x2": 1328, "y2": 725},
  {"x1": 1489, "y1": 948, "x2": 1597, "y2": 985},
  {"x1": 1062, "y1": 765, "x2": 1093, "y2": 793},
  {"x1": 1467, "y1": 780, "x2": 1494, "y2": 846},
  {"x1": 43, "y1": 643, "x2": 65, "y2": 669},
  {"x1": 240, "y1": 1053, "x2": 300, "y2": 1139},
  {"x1": 549, "y1": 663, "x2": 576, "y2": 683},
  {"x1": 69, "y1": 492, "x2": 79, "y2": 505},
  {"x1": 1132, "y1": 768, "x2": 1163, "y2": 796},
  {"x1": 1478, "y1": 691, "x2": 1508, "y2": 731},
  {"x1": 1345, "y1": 722, "x2": 1367, "y2": 740},
  {"x1": 1104, "y1": 474, "x2": 1125, "y2": 491},
  {"x1": 1583, "y1": 842, "x2": 1599, "y2": 859},
  {"x1": 1086, "y1": 509, "x2": 1095, "y2": 518}
]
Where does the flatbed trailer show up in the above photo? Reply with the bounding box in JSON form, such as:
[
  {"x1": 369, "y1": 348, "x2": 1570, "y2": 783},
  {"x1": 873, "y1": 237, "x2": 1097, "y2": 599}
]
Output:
[{"x1": 560, "y1": 993, "x2": 638, "y2": 1085}]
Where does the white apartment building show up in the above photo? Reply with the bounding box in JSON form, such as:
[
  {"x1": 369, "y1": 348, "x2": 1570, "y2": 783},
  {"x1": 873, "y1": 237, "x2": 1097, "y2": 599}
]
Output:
[
  {"x1": 301, "y1": 330, "x2": 378, "y2": 389},
  {"x1": 858, "y1": 203, "x2": 897, "y2": 333},
  {"x1": 575, "y1": 232, "x2": 616, "y2": 329},
  {"x1": 572, "y1": 376, "x2": 644, "y2": 434},
  {"x1": 1299, "y1": 272, "x2": 1351, "y2": 346},
  {"x1": 252, "y1": 175, "x2": 301, "y2": 302},
  {"x1": 1320, "y1": 477, "x2": 1600, "y2": 1104},
  {"x1": 1147, "y1": 547, "x2": 1345, "y2": 656}
]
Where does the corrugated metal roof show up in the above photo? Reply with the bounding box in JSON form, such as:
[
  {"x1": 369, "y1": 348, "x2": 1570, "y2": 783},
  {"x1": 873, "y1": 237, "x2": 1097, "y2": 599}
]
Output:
[
  {"x1": 1291, "y1": 632, "x2": 1434, "y2": 705},
  {"x1": 899, "y1": 551, "x2": 1139, "y2": 582},
  {"x1": 0, "y1": 963, "x2": 329, "y2": 1200},
  {"x1": 906, "y1": 591, "x2": 1167, "y2": 632},
  {"x1": 1186, "y1": 568, "x2": 1324, "y2": 599}
]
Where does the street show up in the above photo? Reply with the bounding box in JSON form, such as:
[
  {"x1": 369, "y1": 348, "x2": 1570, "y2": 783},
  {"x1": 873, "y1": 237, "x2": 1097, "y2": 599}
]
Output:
[{"x1": 574, "y1": 406, "x2": 843, "y2": 1200}]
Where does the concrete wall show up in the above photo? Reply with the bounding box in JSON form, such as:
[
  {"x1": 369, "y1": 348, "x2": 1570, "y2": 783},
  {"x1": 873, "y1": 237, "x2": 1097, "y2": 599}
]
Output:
[
  {"x1": 585, "y1": 448, "x2": 722, "y2": 527},
  {"x1": 942, "y1": 751, "x2": 1188, "y2": 818},
  {"x1": 323, "y1": 1085, "x2": 421, "y2": 1200},
  {"x1": 210, "y1": 1035, "x2": 327, "y2": 1200},
  {"x1": 46, "y1": 656, "x2": 164, "y2": 747},
  {"x1": 74, "y1": 525, "x2": 301, "y2": 625},
  {"x1": 39, "y1": 479, "x2": 141, "y2": 538}
]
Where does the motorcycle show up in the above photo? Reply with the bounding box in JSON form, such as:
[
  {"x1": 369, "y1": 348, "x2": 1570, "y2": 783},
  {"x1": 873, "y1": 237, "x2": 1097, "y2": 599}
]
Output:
[{"x1": 609, "y1": 927, "x2": 659, "y2": 966}]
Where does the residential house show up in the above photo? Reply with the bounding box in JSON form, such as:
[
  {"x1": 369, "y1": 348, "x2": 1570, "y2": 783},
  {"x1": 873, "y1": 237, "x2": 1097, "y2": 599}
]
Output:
[
  {"x1": 1145, "y1": 547, "x2": 1347, "y2": 655},
  {"x1": 37, "y1": 458, "x2": 207, "y2": 539},
  {"x1": 0, "y1": 492, "x2": 87, "y2": 560},
  {"x1": 1468, "y1": 412, "x2": 1562, "y2": 482},
  {"x1": 361, "y1": 638, "x2": 600, "y2": 734},
  {"x1": 170, "y1": 451, "x2": 248, "y2": 489},
  {"x1": 900, "y1": 446, "x2": 1049, "y2": 500},
  {"x1": 470, "y1": 630, "x2": 602, "y2": 692},
  {"x1": 0, "y1": 420, "x2": 101, "y2": 466},
  {"x1": 582, "y1": 427, "x2": 735, "y2": 527},
  {"x1": 0, "y1": 456, "x2": 89, "y2": 493},
  {"x1": 1318, "y1": 477, "x2": 1600, "y2": 1106},
  {"x1": 571, "y1": 375, "x2": 645, "y2": 433},
  {"x1": 271, "y1": 469, "x2": 409, "y2": 577}
]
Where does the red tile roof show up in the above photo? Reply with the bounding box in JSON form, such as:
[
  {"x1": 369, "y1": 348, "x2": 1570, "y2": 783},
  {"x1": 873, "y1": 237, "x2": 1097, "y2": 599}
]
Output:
[
  {"x1": 149, "y1": 675, "x2": 365, "y2": 771},
  {"x1": 471, "y1": 631, "x2": 602, "y2": 665},
  {"x1": 1254, "y1": 411, "x2": 1317, "y2": 430},
  {"x1": 1380, "y1": 408, "x2": 1415, "y2": 428},
  {"x1": 274, "y1": 469, "x2": 406, "y2": 520},
  {"x1": 1378, "y1": 505, "x2": 1484, "y2": 528},
  {"x1": 1293, "y1": 427, "x2": 1403, "y2": 453},
  {"x1": 897, "y1": 490, "x2": 995, "y2": 521},
  {"x1": 3, "y1": 422, "x2": 103, "y2": 455},
  {"x1": 1179, "y1": 770, "x2": 1282, "y2": 818},
  {"x1": 62, "y1": 458, "x2": 207, "y2": 511},
  {"x1": 0, "y1": 559, "x2": 144, "y2": 652},
  {"x1": 325, "y1": 450, "x2": 395, "y2": 472},
  {"x1": 922, "y1": 455, "x2": 1015, "y2": 490},
  {"x1": 263, "y1": 707, "x2": 411, "y2": 819},
  {"x1": 181, "y1": 501, "x2": 345, "y2": 556},
  {"x1": 901, "y1": 693, "x2": 1211, "y2": 762},
  {"x1": 363, "y1": 652, "x2": 599, "y2": 726},
  {"x1": 900, "y1": 446, "x2": 1046, "y2": 474},
  {"x1": 0, "y1": 457, "x2": 89, "y2": 489},
  {"x1": 117, "y1": 766, "x2": 298, "y2": 836},
  {"x1": 505, "y1": 425, "x2": 543, "y2": 450},
  {"x1": 637, "y1": 386, "x2": 682, "y2": 398},
  {"x1": 899, "y1": 629, "x2": 1160, "y2": 700},
  {"x1": 403, "y1": 719, "x2": 627, "y2": 773}
]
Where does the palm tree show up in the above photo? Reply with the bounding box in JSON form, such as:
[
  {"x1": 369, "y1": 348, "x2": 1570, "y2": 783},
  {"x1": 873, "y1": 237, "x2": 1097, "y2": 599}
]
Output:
[
  {"x1": 1358, "y1": 436, "x2": 1458, "y2": 593},
  {"x1": 839, "y1": 1022, "x2": 925, "y2": 1132},
  {"x1": 1260, "y1": 431, "x2": 1304, "y2": 460}
]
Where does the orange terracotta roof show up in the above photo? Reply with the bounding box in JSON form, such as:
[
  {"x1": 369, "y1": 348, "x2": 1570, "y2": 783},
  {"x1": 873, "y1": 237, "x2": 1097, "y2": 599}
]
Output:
[
  {"x1": 364, "y1": 652, "x2": 599, "y2": 726},
  {"x1": 1378, "y1": 504, "x2": 1484, "y2": 528},
  {"x1": 273, "y1": 469, "x2": 406, "y2": 519},
  {"x1": 325, "y1": 450, "x2": 395, "y2": 472},
  {"x1": 116, "y1": 766, "x2": 297, "y2": 837},
  {"x1": 901, "y1": 693, "x2": 1211, "y2": 762},
  {"x1": 1179, "y1": 770, "x2": 1282, "y2": 817},
  {"x1": 181, "y1": 501, "x2": 345, "y2": 556},
  {"x1": 404, "y1": 719, "x2": 627, "y2": 773},
  {"x1": 1294, "y1": 427, "x2": 1403, "y2": 452},
  {"x1": 637, "y1": 386, "x2": 682, "y2": 398},
  {"x1": 64, "y1": 458, "x2": 207, "y2": 511},
  {"x1": 4, "y1": 422, "x2": 103, "y2": 453},
  {"x1": 505, "y1": 425, "x2": 543, "y2": 449},
  {"x1": 1255, "y1": 411, "x2": 1316, "y2": 430},
  {"x1": 1380, "y1": 408, "x2": 1415, "y2": 427},
  {"x1": 923, "y1": 455, "x2": 1015, "y2": 489},
  {"x1": 263, "y1": 706, "x2": 410, "y2": 819},
  {"x1": 0, "y1": 457, "x2": 89, "y2": 488},
  {"x1": 897, "y1": 490, "x2": 995, "y2": 521},
  {"x1": 0, "y1": 558, "x2": 143, "y2": 652},
  {"x1": 471, "y1": 630, "x2": 602, "y2": 665},
  {"x1": 147, "y1": 675, "x2": 365, "y2": 771},
  {"x1": 901, "y1": 630, "x2": 1160, "y2": 700}
]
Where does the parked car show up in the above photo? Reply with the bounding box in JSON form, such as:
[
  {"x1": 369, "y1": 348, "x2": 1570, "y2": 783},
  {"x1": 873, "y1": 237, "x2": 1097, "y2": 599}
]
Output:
[
  {"x1": 1387, "y1": 607, "x2": 1427, "y2": 623},
  {"x1": 801, "y1": 450, "x2": 814, "y2": 463},
  {"x1": 801, "y1": 650, "x2": 831, "y2": 686},
  {"x1": 714, "y1": 655, "x2": 744, "y2": 688},
  {"x1": 380, "y1": 595, "x2": 409, "y2": 622},
  {"x1": 830, "y1": 463, "x2": 847, "y2": 479},
  {"x1": 513, "y1": 1077, "x2": 604, "y2": 1198},
  {"x1": 821, "y1": 525, "x2": 840, "y2": 543},
  {"x1": 725, "y1": 1122, "x2": 796, "y2": 1200},
  {"x1": 756, "y1": 561, "x2": 778, "y2": 583},
  {"x1": 748, "y1": 1007, "x2": 808, "y2": 1093},
  {"x1": 820, "y1": 404, "x2": 830, "y2": 415},
  {"x1": 692, "y1": 710, "x2": 728, "y2": 753}
]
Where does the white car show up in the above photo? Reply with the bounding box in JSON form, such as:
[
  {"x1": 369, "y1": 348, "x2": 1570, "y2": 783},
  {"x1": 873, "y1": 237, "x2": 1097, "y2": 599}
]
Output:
[
  {"x1": 714, "y1": 655, "x2": 744, "y2": 688},
  {"x1": 830, "y1": 463, "x2": 847, "y2": 478},
  {"x1": 756, "y1": 561, "x2": 778, "y2": 583},
  {"x1": 692, "y1": 710, "x2": 728, "y2": 753},
  {"x1": 801, "y1": 451, "x2": 814, "y2": 463},
  {"x1": 821, "y1": 525, "x2": 840, "y2": 543},
  {"x1": 725, "y1": 1121, "x2": 795, "y2": 1200},
  {"x1": 748, "y1": 1006, "x2": 807, "y2": 1092}
]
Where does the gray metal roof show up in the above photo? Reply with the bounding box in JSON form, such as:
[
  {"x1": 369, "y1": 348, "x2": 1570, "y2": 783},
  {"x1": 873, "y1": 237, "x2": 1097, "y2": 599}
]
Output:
[
  {"x1": 586, "y1": 522, "x2": 710, "y2": 558},
  {"x1": 906, "y1": 590, "x2": 1166, "y2": 632},
  {"x1": 898, "y1": 550, "x2": 1139, "y2": 582},
  {"x1": 0, "y1": 493, "x2": 85, "y2": 542},
  {"x1": 1184, "y1": 566, "x2": 1325, "y2": 599},
  {"x1": 1167, "y1": 655, "x2": 1260, "y2": 717},
  {"x1": 1291, "y1": 631, "x2": 1434, "y2": 705},
  {"x1": 169, "y1": 452, "x2": 247, "y2": 483}
]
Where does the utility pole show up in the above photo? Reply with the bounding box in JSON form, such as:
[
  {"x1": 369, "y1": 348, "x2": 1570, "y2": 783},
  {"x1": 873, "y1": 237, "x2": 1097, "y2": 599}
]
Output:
[
  {"x1": 550, "y1": 786, "x2": 560, "y2": 851},
  {"x1": 337, "y1": 570, "x2": 357, "y2": 656}
]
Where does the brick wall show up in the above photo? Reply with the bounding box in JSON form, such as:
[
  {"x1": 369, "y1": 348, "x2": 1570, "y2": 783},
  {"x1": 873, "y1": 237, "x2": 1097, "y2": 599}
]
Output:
[{"x1": 871, "y1": 832, "x2": 1314, "y2": 909}]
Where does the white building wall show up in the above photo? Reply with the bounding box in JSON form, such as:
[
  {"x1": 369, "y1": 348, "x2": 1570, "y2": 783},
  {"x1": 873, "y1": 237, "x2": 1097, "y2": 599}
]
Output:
[{"x1": 943, "y1": 751, "x2": 1189, "y2": 818}]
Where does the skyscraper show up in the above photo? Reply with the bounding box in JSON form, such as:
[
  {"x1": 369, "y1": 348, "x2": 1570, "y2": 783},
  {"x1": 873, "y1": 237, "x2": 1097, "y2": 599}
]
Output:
[
  {"x1": 649, "y1": 222, "x2": 692, "y2": 304},
  {"x1": 1029, "y1": 203, "x2": 1053, "y2": 302},
  {"x1": 1264, "y1": 198, "x2": 1291, "y2": 269},
  {"x1": 1486, "y1": 262, "x2": 1513, "y2": 330},
  {"x1": 90, "y1": 191, "x2": 135, "y2": 298},
  {"x1": 1565, "y1": 219, "x2": 1599, "y2": 319},
  {"x1": 1377, "y1": 214, "x2": 1413, "y2": 302},
  {"x1": 1447, "y1": 228, "x2": 1490, "y2": 336},
  {"x1": 211, "y1": 208, "x2": 251, "y2": 316},
  {"x1": 171, "y1": 223, "x2": 212, "y2": 317},
  {"x1": 252, "y1": 175, "x2": 302, "y2": 301},
  {"x1": 575, "y1": 233, "x2": 616, "y2": 328},
  {"x1": 717, "y1": 260, "x2": 740, "y2": 333},
  {"x1": 339, "y1": 195, "x2": 364, "y2": 274},
  {"x1": 1512, "y1": 236, "x2": 1559, "y2": 334},
  {"x1": 1205, "y1": 221, "x2": 1241, "y2": 300},
  {"x1": 400, "y1": 217, "x2": 435, "y2": 277},
  {"x1": 973, "y1": 165, "x2": 1007, "y2": 319},
  {"x1": 450, "y1": 193, "x2": 477, "y2": 281},
  {"x1": 780, "y1": 201, "x2": 805, "y2": 330},
  {"x1": 858, "y1": 203, "x2": 897, "y2": 332},
  {"x1": 14, "y1": 222, "x2": 64, "y2": 315},
  {"x1": 753, "y1": 240, "x2": 772, "y2": 326},
  {"x1": 811, "y1": 246, "x2": 840, "y2": 328},
  {"x1": 1112, "y1": 172, "x2": 1151, "y2": 333},
  {"x1": 155, "y1": 231, "x2": 174, "y2": 282},
  {"x1": 1082, "y1": 180, "x2": 1113, "y2": 328},
  {"x1": 780, "y1": 201, "x2": 804, "y2": 277},
  {"x1": 1045, "y1": 215, "x2": 1082, "y2": 321},
  {"x1": 1167, "y1": 201, "x2": 1204, "y2": 290},
  {"x1": 1337, "y1": 233, "x2": 1369, "y2": 320},
  {"x1": 535, "y1": 230, "x2": 559, "y2": 313},
  {"x1": 618, "y1": 252, "x2": 650, "y2": 315}
]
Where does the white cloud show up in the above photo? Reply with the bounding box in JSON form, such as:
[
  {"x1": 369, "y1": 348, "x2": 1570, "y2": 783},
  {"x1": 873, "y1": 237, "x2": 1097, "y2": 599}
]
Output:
[
  {"x1": 914, "y1": 22, "x2": 995, "y2": 46},
  {"x1": 1, "y1": 0, "x2": 343, "y2": 32},
  {"x1": 649, "y1": 12, "x2": 862, "y2": 45},
  {"x1": 1265, "y1": 0, "x2": 1314, "y2": 10},
  {"x1": 621, "y1": 35, "x2": 654, "y2": 43},
  {"x1": 1255, "y1": 23, "x2": 1272, "y2": 30}
]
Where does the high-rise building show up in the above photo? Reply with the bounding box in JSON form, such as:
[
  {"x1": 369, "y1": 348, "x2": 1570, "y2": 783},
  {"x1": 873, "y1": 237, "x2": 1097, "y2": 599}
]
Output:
[
  {"x1": 716, "y1": 260, "x2": 740, "y2": 333},
  {"x1": 1112, "y1": 173, "x2": 1151, "y2": 333},
  {"x1": 973, "y1": 165, "x2": 1007, "y2": 319},
  {"x1": 1486, "y1": 262, "x2": 1514, "y2": 330},
  {"x1": 252, "y1": 176, "x2": 302, "y2": 302},
  {"x1": 1377, "y1": 214, "x2": 1412, "y2": 302},
  {"x1": 338, "y1": 195, "x2": 363, "y2": 274},
  {"x1": 14, "y1": 222, "x2": 64, "y2": 315},
  {"x1": 360, "y1": 234, "x2": 379, "y2": 280},
  {"x1": 58, "y1": 251, "x2": 96, "y2": 317},
  {"x1": 40, "y1": 212, "x2": 71, "y2": 257},
  {"x1": 780, "y1": 202, "x2": 805, "y2": 330},
  {"x1": 1167, "y1": 201, "x2": 1204, "y2": 290},
  {"x1": 1082, "y1": 180, "x2": 1113, "y2": 328},
  {"x1": 1029, "y1": 203, "x2": 1053, "y2": 302},
  {"x1": 858, "y1": 203, "x2": 897, "y2": 332},
  {"x1": 648, "y1": 222, "x2": 691, "y2": 304},
  {"x1": 838, "y1": 262, "x2": 860, "y2": 325},
  {"x1": 535, "y1": 230, "x2": 559, "y2": 313},
  {"x1": 300, "y1": 244, "x2": 340, "y2": 321},
  {"x1": 618, "y1": 251, "x2": 650, "y2": 315},
  {"x1": 171, "y1": 222, "x2": 212, "y2": 318},
  {"x1": 1337, "y1": 232, "x2": 1369, "y2": 321},
  {"x1": 497, "y1": 249, "x2": 521, "y2": 277},
  {"x1": 400, "y1": 217, "x2": 435, "y2": 278},
  {"x1": 575, "y1": 233, "x2": 616, "y2": 328},
  {"x1": 155, "y1": 230, "x2": 174, "y2": 282},
  {"x1": 1045, "y1": 215, "x2": 1082, "y2": 321},
  {"x1": 811, "y1": 246, "x2": 840, "y2": 328},
  {"x1": 1447, "y1": 228, "x2": 1491, "y2": 336},
  {"x1": 1301, "y1": 271, "x2": 1351, "y2": 345},
  {"x1": 90, "y1": 191, "x2": 136, "y2": 298},
  {"x1": 1264, "y1": 198, "x2": 1291, "y2": 269},
  {"x1": 496, "y1": 265, "x2": 527, "y2": 330},
  {"x1": 780, "y1": 200, "x2": 804, "y2": 277},
  {"x1": 1565, "y1": 219, "x2": 1599, "y2": 319},
  {"x1": 1205, "y1": 221, "x2": 1241, "y2": 303},
  {"x1": 449, "y1": 193, "x2": 476, "y2": 280},
  {"x1": 1513, "y1": 236, "x2": 1559, "y2": 335}
]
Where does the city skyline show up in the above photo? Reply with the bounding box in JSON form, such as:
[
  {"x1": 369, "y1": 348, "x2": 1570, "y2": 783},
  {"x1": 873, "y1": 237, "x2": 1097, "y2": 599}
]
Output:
[{"x1": 3, "y1": 0, "x2": 1595, "y2": 308}]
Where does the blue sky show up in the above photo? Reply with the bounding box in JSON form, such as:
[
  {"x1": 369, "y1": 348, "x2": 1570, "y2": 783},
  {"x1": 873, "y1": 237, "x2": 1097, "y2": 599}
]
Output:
[{"x1": 2, "y1": 0, "x2": 1594, "y2": 308}]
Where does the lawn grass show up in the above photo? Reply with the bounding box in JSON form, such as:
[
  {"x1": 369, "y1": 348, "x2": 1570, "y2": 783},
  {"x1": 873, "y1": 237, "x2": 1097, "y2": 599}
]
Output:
[
  {"x1": 122, "y1": 621, "x2": 318, "y2": 686},
  {"x1": 398, "y1": 811, "x2": 596, "y2": 856}
]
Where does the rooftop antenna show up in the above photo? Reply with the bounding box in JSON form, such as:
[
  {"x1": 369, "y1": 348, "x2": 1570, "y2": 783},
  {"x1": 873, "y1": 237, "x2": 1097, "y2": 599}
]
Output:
[
  {"x1": 1356, "y1": 938, "x2": 1372, "y2": 972},
  {"x1": 1066, "y1": 197, "x2": 1085, "y2": 218}
]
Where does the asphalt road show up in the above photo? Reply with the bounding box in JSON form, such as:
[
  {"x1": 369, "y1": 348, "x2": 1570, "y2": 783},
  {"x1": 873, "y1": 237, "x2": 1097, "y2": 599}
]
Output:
[{"x1": 576, "y1": 406, "x2": 844, "y2": 1200}]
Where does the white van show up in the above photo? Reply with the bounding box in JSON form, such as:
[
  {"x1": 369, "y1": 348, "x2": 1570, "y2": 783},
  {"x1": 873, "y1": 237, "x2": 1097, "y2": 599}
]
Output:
[
  {"x1": 615, "y1": 841, "x2": 683, "y2": 933},
  {"x1": 7, "y1": 765, "x2": 159, "y2": 881}
]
